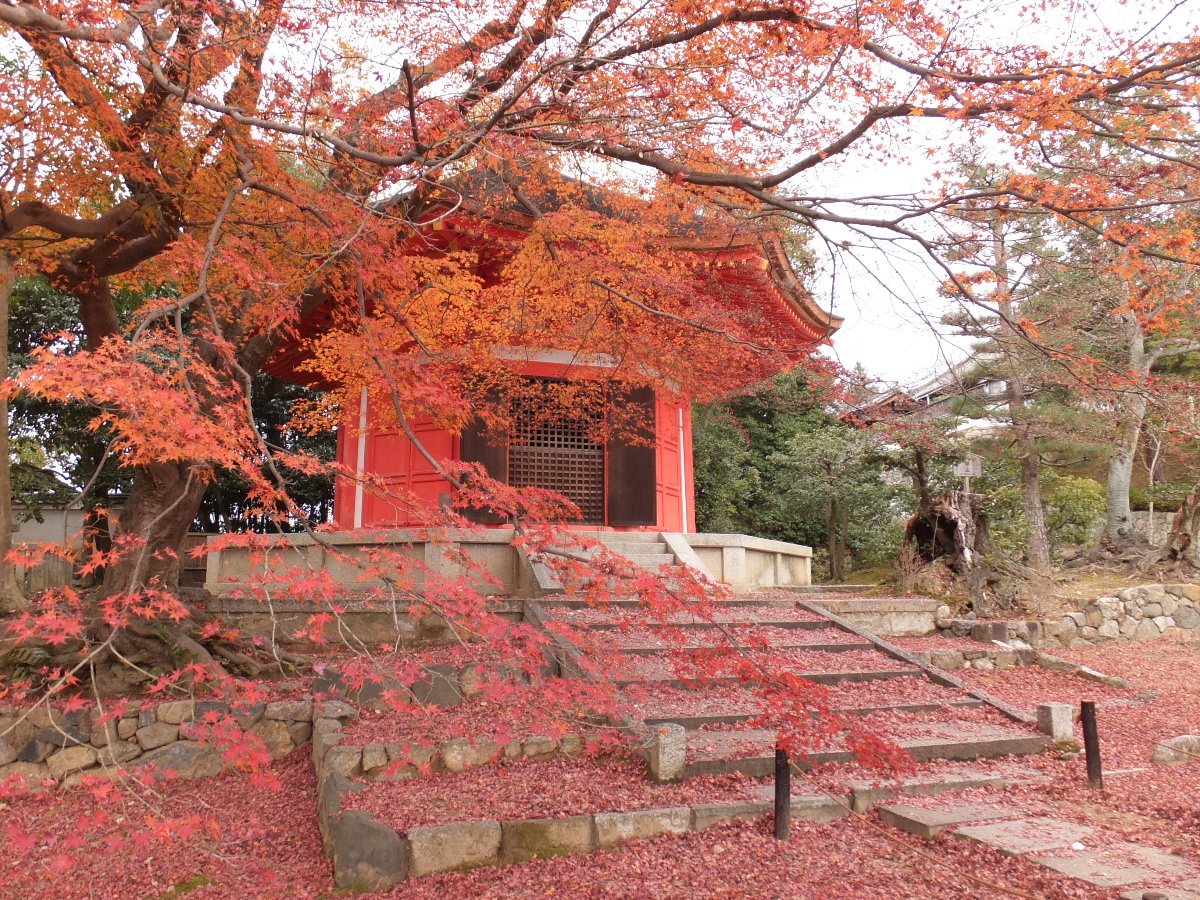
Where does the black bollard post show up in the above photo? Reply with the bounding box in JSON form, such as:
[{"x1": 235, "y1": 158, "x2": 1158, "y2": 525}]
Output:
[
  {"x1": 1080, "y1": 700, "x2": 1103, "y2": 790},
  {"x1": 774, "y1": 745, "x2": 791, "y2": 840}
]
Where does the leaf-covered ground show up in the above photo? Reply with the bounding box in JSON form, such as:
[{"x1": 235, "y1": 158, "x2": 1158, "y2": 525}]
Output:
[{"x1": 3, "y1": 637, "x2": 1200, "y2": 899}]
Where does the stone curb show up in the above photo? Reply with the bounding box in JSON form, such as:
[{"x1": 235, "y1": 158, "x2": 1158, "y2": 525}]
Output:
[{"x1": 318, "y1": 795, "x2": 788, "y2": 891}]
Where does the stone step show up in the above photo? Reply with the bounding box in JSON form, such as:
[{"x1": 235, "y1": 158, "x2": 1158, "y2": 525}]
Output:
[
  {"x1": 601, "y1": 540, "x2": 669, "y2": 552},
  {"x1": 685, "y1": 731, "x2": 1049, "y2": 777},
  {"x1": 782, "y1": 584, "x2": 879, "y2": 594},
  {"x1": 616, "y1": 641, "x2": 874, "y2": 655},
  {"x1": 643, "y1": 699, "x2": 985, "y2": 729},
  {"x1": 538, "y1": 598, "x2": 809, "y2": 610},
  {"x1": 568, "y1": 619, "x2": 836, "y2": 631},
  {"x1": 620, "y1": 553, "x2": 676, "y2": 567},
  {"x1": 613, "y1": 668, "x2": 923, "y2": 688}
]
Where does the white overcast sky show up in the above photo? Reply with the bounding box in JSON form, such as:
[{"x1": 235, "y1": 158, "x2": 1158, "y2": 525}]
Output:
[{"x1": 807, "y1": 0, "x2": 1200, "y2": 390}]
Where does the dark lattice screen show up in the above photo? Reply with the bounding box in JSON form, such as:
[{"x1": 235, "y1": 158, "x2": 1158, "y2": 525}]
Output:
[{"x1": 508, "y1": 417, "x2": 605, "y2": 524}]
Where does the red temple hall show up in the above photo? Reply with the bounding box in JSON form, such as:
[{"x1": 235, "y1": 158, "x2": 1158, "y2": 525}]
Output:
[{"x1": 275, "y1": 206, "x2": 842, "y2": 534}]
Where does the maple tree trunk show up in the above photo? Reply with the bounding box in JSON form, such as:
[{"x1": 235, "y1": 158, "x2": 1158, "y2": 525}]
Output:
[
  {"x1": 101, "y1": 460, "x2": 210, "y2": 595},
  {"x1": 0, "y1": 254, "x2": 23, "y2": 609}
]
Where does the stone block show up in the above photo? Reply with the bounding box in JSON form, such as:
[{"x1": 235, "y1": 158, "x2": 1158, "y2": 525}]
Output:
[
  {"x1": 0, "y1": 716, "x2": 37, "y2": 752},
  {"x1": 249, "y1": 718, "x2": 295, "y2": 759},
  {"x1": 27, "y1": 708, "x2": 65, "y2": 730},
  {"x1": 1153, "y1": 615, "x2": 1174, "y2": 632},
  {"x1": 594, "y1": 807, "x2": 691, "y2": 848},
  {"x1": 949, "y1": 618, "x2": 976, "y2": 637},
  {"x1": 135, "y1": 722, "x2": 179, "y2": 751},
  {"x1": 332, "y1": 810, "x2": 408, "y2": 890},
  {"x1": 962, "y1": 649, "x2": 987, "y2": 660},
  {"x1": 971, "y1": 622, "x2": 1008, "y2": 643},
  {"x1": 1142, "y1": 584, "x2": 1169, "y2": 604},
  {"x1": 231, "y1": 702, "x2": 266, "y2": 728},
  {"x1": 0, "y1": 736, "x2": 16, "y2": 767},
  {"x1": 0, "y1": 761, "x2": 51, "y2": 790},
  {"x1": 692, "y1": 801, "x2": 771, "y2": 830},
  {"x1": 1097, "y1": 620, "x2": 1120, "y2": 640},
  {"x1": 312, "y1": 726, "x2": 343, "y2": 767},
  {"x1": 362, "y1": 743, "x2": 387, "y2": 773},
  {"x1": 265, "y1": 700, "x2": 313, "y2": 722},
  {"x1": 1035, "y1": 852, "x2": 1156, "y2": 888},
  {"x1": 1177, "y1": 607, "x2": 1200, "y2": 630},
  {"x1": 18, "y1": 739, "x2": 54, "y2": 762},
  {"x1": 952, "y1": 817, "x2": 1094, "y2": 857},
  {"x1": 1152, "y1": 734, "x2": 1200, "y2": 766},
  {"x1": 1097, "y1": 597, "x2": 1123, "y2": 619},
  {"x1": 46, "y1": 746, "x2": 98, "y2": 780},
  {"x1": 792, "y1": 794, "x2": 850, "y2": 823},
  {"x1": 98, "y1": 740, "x2": 141, "y2": 767},
  {"x1": 1144, "y1": 603, "x2": 1164, "y2": 618},
  {"x1": 156, "y1": 701, "x2": 195, "y2": 725},
  {"x1": 1120, "y1": 616, "x2": 1140, "y2": 637},
  {"x1": 1037, "y1": 703, "x2": 1075, "y2": 742},
  {"x1": 993, "y1": 650, "x2": 1018, "y2": 669},
  {"x1": 195, "y1": 700, "x2": 230, "y2": 720},
  {"x1": 440, "y1": 737, "x2": 502, "y2": 773},
  {"x1": 1167, "y1": 584, "x2": 1200, "y2": 602},
  {"x1": 88, "y1": 719, "x2": 118, "y2": 748},
  {"x1": 36, "y1": 726, "x2": 89, "y2": 749},
  {"x1": 1079, "y1": 625, "x2": 1099, "y2": 640},
  {"x1": 971, "y1": 657, "x2": 995, "y2": 670},
  {"x1": 648, "y1": 724, "x2": 686, "y2": 783},
  {"x1": 559, "y1": 733, "x2": 583, "y2": 757},
  {"x1": 289, "y1": 721, "x2": 312, "y2": 747},
  {"x1": 1135, "y1": 619, "x2": 1161, "y2": 641},
  {"x1": 323, "y1": 745, "x2": 364, "y2": 778},
  {"x1": 138, "y1": 741, "x2": 223, "y2": 779},
  {"x1": 1162, "y1": 597, "x2": 1180, "y2": 617},
  {"x1": 879, "y1": 803, "x2": 1020, "y2": 840},
  {"x1": 522, "y1": 735, "x2": 558, "y2": 761},
  {"x1": 499, "y1": 816, "x2": 595, "y2": 864},
  {"x1": 410, "y1": 664, "x2": 463, "y2": 708},
  {"x1": 407, "y1": 820, "x2": 501, "y2": 876},
  {"x1": 117, "y1": 718, "x2": 139, "y2": 740},
  {"x1": 318, "y1": 772, "x2": 366, "y2": 849},
  {"x1": 929, "y1": 649, "x2": 964, "y2": 670},
  {"x1": 458, "y1": 664, "x2": 485, "y2": 699},
  {"x1": 314, "y1": 700, "x2": 358, "y2": 724},
  {"x1": 1083, "y1": 605, "x2": 1104, "y2": 628}
]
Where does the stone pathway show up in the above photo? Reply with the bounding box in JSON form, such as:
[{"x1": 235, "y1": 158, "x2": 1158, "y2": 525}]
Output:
[{"x1": 877, "y1": 798, "x2": 1200, "y2": 896}]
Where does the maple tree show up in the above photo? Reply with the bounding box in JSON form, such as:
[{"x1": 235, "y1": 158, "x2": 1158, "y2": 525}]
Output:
[{"x1": 2, "y1": 0, "x2": 1200, "y2": 838}]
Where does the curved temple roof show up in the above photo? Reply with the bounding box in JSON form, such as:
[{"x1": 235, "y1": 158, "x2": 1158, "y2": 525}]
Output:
[{"x1": 266, "y1": 206, "x2": 842, "y2": 383}]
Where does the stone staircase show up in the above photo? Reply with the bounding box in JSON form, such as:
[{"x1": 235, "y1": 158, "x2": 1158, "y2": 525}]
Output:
[
  {"x1": 593, "y1": 533, "x2": 678, "y2": 571},
  {"x1": 538, "y1": 596, "x2": 1048, "y2": 779}
]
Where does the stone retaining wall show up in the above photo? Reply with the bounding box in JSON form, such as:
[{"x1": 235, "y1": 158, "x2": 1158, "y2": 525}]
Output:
[
  {"x1": 311, "y1": 701, "x2": 583, "y2": 783},
  {"x1": 935, "y1": 583, "x2": 1200, "y2": 650},
  {"x1": 0, "y1": 697, "x2": 318, "y2": 789}
]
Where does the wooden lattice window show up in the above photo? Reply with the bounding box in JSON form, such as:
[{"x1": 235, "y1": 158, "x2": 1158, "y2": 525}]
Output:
[{"x1": 508, "y1": 416, "x2": 606, "y2": 525}]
